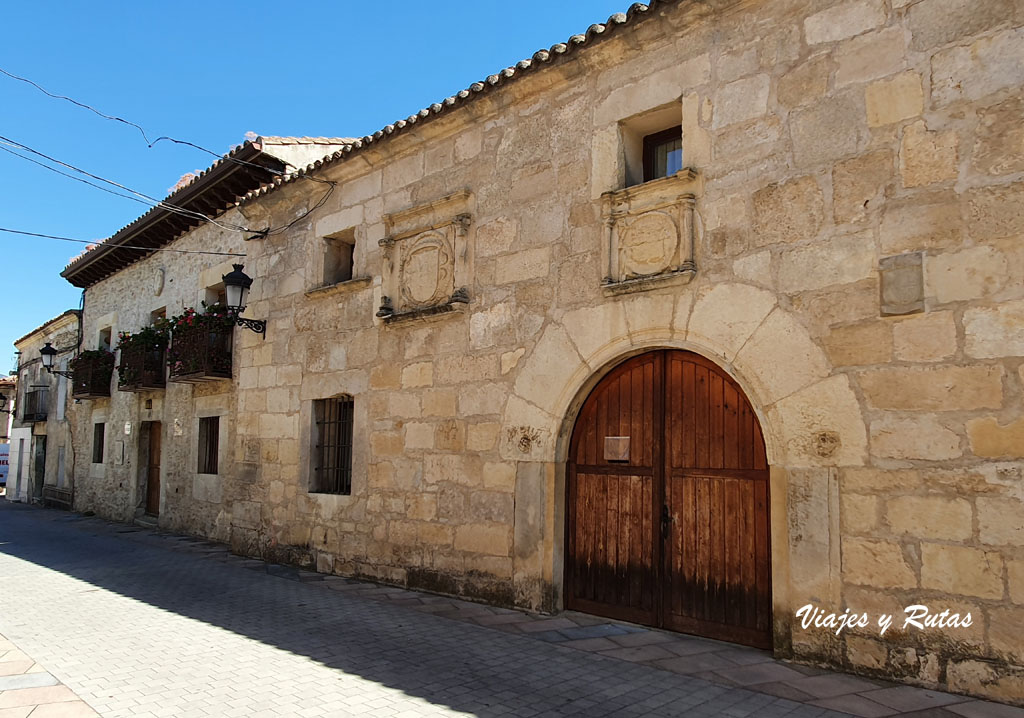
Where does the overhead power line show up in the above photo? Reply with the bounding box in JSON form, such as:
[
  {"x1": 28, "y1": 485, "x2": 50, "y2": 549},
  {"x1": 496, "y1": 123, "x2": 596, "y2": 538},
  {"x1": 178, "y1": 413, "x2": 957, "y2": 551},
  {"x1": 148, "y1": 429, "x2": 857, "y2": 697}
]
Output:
[
  {"x1": 0, "y1": 135, "x2": 250, "y2": 233},
  {"x1": 0, "y1": 65, "x2": 336, "y2": 185},
  {"x1": 0, "y1": 227, "x2": 246, "y2": 257}
]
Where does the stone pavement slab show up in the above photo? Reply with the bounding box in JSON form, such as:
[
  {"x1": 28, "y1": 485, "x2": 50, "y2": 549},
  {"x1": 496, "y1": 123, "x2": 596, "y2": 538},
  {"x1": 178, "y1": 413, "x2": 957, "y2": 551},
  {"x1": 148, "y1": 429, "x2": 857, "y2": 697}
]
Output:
[{"x1": 1, "y1": 502, "x2": 1022, "y2": 718}]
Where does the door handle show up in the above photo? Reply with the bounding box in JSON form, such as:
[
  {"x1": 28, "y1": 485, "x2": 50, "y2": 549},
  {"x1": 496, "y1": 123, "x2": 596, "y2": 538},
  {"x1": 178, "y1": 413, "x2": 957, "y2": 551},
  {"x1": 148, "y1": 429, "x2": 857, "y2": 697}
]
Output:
[{"x1": 661, "y1": 504, "x2": 673, "y2": 540}]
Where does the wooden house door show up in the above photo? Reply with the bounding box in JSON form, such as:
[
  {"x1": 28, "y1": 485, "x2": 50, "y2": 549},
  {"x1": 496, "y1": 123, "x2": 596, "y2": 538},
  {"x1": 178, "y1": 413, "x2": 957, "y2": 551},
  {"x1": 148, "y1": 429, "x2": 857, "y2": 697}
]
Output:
[
  {"x1": 145, "y1": 422, "x2": 161, "y2": 516},
  {"x1": 566, "y1": 350, "x2": 772, "y2": 648}
]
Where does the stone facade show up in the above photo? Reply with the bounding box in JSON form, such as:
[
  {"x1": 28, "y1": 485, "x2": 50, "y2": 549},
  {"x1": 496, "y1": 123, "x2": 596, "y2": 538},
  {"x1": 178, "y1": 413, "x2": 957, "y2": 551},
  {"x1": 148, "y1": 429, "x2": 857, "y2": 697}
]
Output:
[
  {"x1": 9, "y1": 311, "x2": 80, "y2": 505},
  {"x1": 67, "y1": 0, "x2": 1024, "y2": 704}
]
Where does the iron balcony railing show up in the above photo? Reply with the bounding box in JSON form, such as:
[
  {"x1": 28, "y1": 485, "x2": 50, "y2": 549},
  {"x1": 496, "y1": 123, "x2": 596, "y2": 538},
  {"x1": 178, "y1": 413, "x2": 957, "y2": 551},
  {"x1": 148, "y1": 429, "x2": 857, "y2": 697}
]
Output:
[
  {"x1": 168, "y1": 325, "x2": 232, "y2": 383},
  {"x1": 117, "y1": 344, "x2": 167, "y2": 392},
  {"x1": 71, "y1": 352, "x2": 115, "y2": 399}
]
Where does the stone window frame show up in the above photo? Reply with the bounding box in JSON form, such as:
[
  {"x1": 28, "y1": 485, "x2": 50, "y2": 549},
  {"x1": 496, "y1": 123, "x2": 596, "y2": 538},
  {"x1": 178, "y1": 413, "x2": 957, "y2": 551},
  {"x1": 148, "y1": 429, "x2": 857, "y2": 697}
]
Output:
[
  {"x1": 309, "y1": 395, "x2": 354, "y2": 496},
  {"x1": 376, "y1": 190, "x2": 473, "y2": 325},
  {"x1": 306, "y1": 227, "x2": 374, "y2": 299},
  {"x1": 600, "y1": 169, "x2": 700, "y2": 296},
  {"x1": 298, "y1": 385, "x2": 367, "y2": 508},
  {"x1": 192, "y1": 408, "x2": 228, "y2": 480}
]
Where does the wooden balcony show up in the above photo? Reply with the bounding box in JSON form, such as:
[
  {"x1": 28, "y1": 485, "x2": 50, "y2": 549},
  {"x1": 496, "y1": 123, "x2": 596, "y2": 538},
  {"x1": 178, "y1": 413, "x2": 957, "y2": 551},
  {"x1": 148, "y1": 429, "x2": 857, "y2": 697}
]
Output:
[
  {"x1": 117, "y1": 344, "x2": 167, "y2": 392},
  {"x1": 168, "y1": 325, "x2": 233, "y2": 383},
  {"x1": 71, "y1": 352, "x2": 115, "y2": 399},
  {"x1": 21, "y1": 389, "x2": 48, "y2": 422}
]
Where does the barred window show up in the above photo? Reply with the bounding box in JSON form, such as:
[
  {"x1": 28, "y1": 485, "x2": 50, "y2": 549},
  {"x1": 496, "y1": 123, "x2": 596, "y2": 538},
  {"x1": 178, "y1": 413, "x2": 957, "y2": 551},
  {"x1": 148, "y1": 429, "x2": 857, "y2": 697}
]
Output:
[
  {"x1": 312, "y1": 396, "x2": 353, "y2": 495},
  {"x1": 198, "y1": 416, "x2": 219, "y2": 474},
  {"x1": 92, "y1": 423, "x2": 105, "y2": 464}
]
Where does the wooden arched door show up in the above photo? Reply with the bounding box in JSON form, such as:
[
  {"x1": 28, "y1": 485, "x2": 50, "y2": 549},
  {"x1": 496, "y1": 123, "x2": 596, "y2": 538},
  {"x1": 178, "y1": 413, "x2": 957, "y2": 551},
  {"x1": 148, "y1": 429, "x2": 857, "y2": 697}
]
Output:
[{"x1": 566, "y1": 350, "x2": 772, "y2": 648}]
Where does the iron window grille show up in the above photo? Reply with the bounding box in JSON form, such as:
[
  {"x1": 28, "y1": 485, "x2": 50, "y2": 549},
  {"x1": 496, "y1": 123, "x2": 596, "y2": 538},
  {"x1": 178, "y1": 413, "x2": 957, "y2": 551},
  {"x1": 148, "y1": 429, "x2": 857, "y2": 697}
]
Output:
[
  {"x1": 313, "y1": 396, "x2": 354, "y2": 495},
  {"x1": 198, "y1": 416, "x2": 220, "y2": 474},
  {"x1": 92, "y1": 423, "x2": 105, "y2": 464}
]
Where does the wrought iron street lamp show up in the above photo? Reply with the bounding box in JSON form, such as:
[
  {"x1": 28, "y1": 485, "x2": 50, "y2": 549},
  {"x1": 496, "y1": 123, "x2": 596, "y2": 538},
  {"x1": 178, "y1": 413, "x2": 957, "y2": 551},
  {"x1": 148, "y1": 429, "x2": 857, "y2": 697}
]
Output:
[
  {"x1": 222, "y1": 264, "x2": 266, "y2": 337},
  {"x1": 40, "y1": 342, "x2": 74, "y2": 378}
]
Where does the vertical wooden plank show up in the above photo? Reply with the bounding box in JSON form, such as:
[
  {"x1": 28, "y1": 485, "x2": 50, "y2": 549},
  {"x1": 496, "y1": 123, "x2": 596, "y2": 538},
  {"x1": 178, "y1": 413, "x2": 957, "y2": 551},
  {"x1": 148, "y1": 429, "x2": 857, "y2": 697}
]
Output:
[
  {"x1": 741, "y1": 480, "x2": 757, "y2": 629},
  {"x1": 709, "y1": 371, "x2": 725, "y2": 470},
  {"x1": 724, "y1": 383, "x2": 740, "y2": 470},
  {"x1": 754, "y1": 478, "x2": 771, "y2": 632},
  {"x1": 753, "y1": 419, "x2": 768, "y2": 471},
  {"x1": 695, "y1": 365, "x2": 710, "y2": 468}
]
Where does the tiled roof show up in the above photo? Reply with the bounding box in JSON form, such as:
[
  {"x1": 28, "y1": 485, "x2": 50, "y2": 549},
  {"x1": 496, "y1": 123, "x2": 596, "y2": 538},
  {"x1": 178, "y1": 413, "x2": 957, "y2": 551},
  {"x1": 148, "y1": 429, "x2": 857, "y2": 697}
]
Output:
[
  {"x1": 14, "y1": 309, "x2": 81, "y2": 348},
  {"x1": 242, "y1": 1, "x2": 676, "y2": 203},
  {"x1": 60, "y1": 140, "x2": 279, "y2": 281},
  {"x1": 259, "y1": 136, "x2": 357, "y2": 145}
]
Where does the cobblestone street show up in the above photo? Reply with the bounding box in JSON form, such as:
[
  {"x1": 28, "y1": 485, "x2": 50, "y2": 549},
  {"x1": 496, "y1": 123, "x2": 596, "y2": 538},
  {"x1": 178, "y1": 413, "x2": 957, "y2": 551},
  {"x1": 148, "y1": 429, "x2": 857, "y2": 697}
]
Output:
[{"x1": 0, "y1": 503, "x2": 1020, "y2": 718}]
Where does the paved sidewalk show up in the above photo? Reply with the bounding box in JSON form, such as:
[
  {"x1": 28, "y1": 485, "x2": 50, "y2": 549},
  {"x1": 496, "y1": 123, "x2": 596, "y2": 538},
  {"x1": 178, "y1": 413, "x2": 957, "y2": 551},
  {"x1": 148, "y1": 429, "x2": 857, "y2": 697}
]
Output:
[
  {"x1": 0, "y1": 502, "x2": 1020, "y2": 718},
  {"x1": 0, "y1": 631, "x2": 98, "y2": 717}
]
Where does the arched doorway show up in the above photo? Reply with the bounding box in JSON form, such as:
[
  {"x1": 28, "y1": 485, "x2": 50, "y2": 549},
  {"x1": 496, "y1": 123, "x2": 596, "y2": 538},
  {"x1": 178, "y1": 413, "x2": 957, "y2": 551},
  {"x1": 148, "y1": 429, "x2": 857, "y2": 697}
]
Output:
[{"x1": 565, "y1": 350, "x2": 772, "y2": 649}]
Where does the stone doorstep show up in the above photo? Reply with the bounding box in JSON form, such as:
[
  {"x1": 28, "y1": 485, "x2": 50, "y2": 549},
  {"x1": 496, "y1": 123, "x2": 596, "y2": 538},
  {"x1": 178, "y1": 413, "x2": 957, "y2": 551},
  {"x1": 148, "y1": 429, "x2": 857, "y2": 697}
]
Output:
[{"x1": 51, "y1": 506, "x2": 1024, "y2": 718}]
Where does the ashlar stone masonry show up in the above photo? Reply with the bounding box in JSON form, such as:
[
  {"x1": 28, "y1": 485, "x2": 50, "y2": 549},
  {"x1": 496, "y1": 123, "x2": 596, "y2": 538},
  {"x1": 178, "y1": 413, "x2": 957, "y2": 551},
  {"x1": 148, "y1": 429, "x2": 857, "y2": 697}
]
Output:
[{"x1": 66, "y1": 0, "x2": 1024, "y2": 705}]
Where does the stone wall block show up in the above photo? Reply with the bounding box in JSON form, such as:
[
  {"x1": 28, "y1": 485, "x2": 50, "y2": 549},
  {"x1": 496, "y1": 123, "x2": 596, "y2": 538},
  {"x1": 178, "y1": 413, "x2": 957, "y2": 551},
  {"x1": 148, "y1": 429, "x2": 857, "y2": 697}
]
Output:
[
  {"x1": 870, "y1": 414, "x2": 962, "y2": 461},
  {"x1": 752, "y1": 176, "x2": 825, "y2": 246},
  {"x1": 777, "y1": 56, "x2": 830, "y2": 109},
  {"x1": 900, "y1": 121, "x2": 959, "y2": 188},
  {"x1": 687, "y1": 283, "x2": 776, "y2": 362},
  {"x1": 977, "y1": 497, "x2": 1024, "y2": 545},
  {"x1": 835, "y1": 27, "x2": 906, "y2": 87},
  {"x1": 791, "y1": 93, "x2": 869, "y2": 167},
  {"x1": 926, "y1": 246, "x2": 1009, "y2": 305},
  {"x1": 771, "y1": 375, "x2": 869, "y2": 467},
  {"x1": 880, "y1": 195, "x2": 961, "y2": 254},
  {"x1": 920, "y1": 543, "x2": 1004, "y2": 599},
  {"x1": 886, "y1": 495, "x2": 973, "y2": 541},
  {"x1": 513, "y1": 325, "x2": 584, "y2": 417},
  {"x1": 824, "y1": 322, "x2": 893, "y2": 367},
  {"x1": 967, "y1": 417, "x2": 1024, "y2": 458},
  {"x1": 712, "y1": 74, "x2": 770, "y2": 129},
  {"x1": 966, "y1": 182, "x2": 1024, "y2": 242},
  {"x1": 776, "y1": 231, "x2": 876, "y2": 294},
  {"x1": 930, "y1": 28, "x2": 1024, "y2": 106},
  {"x1": 891, "y1": 312, "x2": 957, "y2": 362},
  {"x1": 453, "y1": 523, "x2": 512, "y2": 557},
  {"x1": 832, "y1": 150, "x2": 894, "y2": 225},
  {"x1": 736, "y1": 309, "x2": 830, "y2": 405},
  {"x1": 971, "y1": 97, "x2": 1024, "y2": 176},
  {"x1": 842, "y1": 538, "x2": 918, "y2": 589},
  {"x1": 804, "y1": 0, "x2": 886, "y2": 45},
  {"x1": 858, "y1": 365, "x2": 1003, "y2": 411},
  {"x1": 865, "y1": 72, "x2": 923, "y2": 127},
  {"x1": 561, "y1": 303, "x2": 629, "y2": 361},
  {"x1": 964, "y1": 300, "x2": 1024, "y2": 358}
]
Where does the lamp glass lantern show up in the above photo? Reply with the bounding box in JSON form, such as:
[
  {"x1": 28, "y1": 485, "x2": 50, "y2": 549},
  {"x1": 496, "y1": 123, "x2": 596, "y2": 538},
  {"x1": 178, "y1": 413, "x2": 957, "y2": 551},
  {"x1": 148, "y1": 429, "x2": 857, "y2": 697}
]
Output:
[
  {"x1": 40, "y1": 342, "x2": 58, "y2": 370},
  {"x1": 222, "y1": 264, "x2": 253, "y2": 313}
]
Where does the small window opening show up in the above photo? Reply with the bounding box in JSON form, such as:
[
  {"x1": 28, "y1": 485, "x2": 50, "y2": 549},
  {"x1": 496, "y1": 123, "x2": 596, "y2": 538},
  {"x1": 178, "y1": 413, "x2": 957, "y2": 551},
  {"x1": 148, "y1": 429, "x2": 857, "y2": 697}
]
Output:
[
  {"x1": 643, "y1": 126, "x2": 683, "y2": 182},
  {"x1": 312, "y1": 396, "x2": 354, "y2": 495},
  {"x1": 92, "y1": 423, "x2": 105, "y2": 463},
  {"x1": 323, "y1": 229, "x2": 356, "y2": 286},
  {"x1": 150, "y1": 308, "x2": 166, "y2": 324},
  {"x1": 98, "y1": 327, "x2": 112, "y2": 352},
  {"x1": 198, "y1": 416, "x2": 220, "y2": 474}
]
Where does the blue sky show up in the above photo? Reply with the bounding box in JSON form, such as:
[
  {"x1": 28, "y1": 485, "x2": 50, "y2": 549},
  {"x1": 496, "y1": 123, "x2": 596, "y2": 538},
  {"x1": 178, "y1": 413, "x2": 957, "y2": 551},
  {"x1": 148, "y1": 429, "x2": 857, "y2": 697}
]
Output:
[{"x1": 0, "y1": 0, "x2": 631, "y2": 369}]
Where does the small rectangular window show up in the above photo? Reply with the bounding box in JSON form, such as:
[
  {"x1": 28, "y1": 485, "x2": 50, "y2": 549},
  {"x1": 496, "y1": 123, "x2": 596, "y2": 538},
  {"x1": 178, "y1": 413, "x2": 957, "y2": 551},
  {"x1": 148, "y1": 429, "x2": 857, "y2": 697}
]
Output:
[
  {"x1": 643, "y1": 126, "x2": 683, "y2": 182},
  {"x1": 150, "y1": 308, "x2": 166, "y2": 324},
  {"x1": 323, "y1": 229, "x2": 356, "y2": 286},
  {"x1": 98, "y1": 327, "x2": 112, "y2": 352},
  {"x1": 198, "y1": 416, "x2": 219, "y2": 474},
  {"x1": 92, "y1": 423, "x2": 105, "y2": 463},
  {"x1": 312, "y1": 396, "x2": 353, "y2": 495}
]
